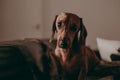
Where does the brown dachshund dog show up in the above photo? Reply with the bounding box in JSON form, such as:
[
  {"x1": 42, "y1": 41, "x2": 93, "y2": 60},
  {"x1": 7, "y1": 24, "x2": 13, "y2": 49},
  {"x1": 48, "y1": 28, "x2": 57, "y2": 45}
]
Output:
[{"x1": 49, "y1": 12, "x2": 100, "y2": 80}]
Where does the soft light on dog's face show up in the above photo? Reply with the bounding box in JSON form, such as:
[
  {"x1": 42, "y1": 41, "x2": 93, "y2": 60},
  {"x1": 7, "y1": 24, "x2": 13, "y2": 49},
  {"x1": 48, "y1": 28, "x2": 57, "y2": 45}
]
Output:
[{"x1": 56, "y1": 13, "x2": 80, "y2": 49}]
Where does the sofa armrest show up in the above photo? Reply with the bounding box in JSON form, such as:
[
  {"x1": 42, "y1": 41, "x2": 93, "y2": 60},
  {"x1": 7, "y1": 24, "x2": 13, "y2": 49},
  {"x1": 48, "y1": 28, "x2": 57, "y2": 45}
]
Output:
[{"x1": 0, "y1": 45, "x2": 35, "y2": 80}]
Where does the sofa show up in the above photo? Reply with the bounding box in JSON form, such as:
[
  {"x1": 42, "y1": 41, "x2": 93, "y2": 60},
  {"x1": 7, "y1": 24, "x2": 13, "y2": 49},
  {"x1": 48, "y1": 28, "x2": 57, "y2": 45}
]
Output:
[{"x1": 0, "y1": 38, "x2": 119, "y2": 80}]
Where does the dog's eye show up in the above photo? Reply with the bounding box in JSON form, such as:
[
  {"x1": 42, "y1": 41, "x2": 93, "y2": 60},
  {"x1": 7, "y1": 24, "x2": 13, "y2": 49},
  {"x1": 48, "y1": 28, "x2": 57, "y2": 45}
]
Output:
[
  {"x1": 70, "y1": 24, "x2": 77, "y2": 32},
  {"x1": 57, "y1": 22, "x2": 62, "y2": 28}
]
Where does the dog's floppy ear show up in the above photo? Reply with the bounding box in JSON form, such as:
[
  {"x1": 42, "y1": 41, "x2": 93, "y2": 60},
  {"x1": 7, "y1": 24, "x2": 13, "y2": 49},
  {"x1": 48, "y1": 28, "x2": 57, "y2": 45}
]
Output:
[
  {"x1": 49, "y1": 15, "x2": 58, "y2": 43},
  {"x1": 79, "y1": 18, "x2": 87, "y2": 45}
]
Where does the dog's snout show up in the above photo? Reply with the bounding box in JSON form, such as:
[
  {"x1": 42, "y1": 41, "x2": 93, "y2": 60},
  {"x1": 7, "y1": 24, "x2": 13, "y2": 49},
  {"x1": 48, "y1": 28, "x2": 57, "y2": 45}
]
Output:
[{"x1": 60, "y1": 38, "x2": 69, "y2": 48}]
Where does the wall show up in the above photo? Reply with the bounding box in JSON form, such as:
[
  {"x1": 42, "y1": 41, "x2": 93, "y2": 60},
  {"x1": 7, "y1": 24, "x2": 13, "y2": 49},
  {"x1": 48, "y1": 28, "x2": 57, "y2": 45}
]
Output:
[
  {"x1": 43, "y1": 0, "x2": 120, "y2": 49},
  {"x1": 0, "y1": 0, "x2": 43, "y2": 41},
  {"x1": 0, "y1": 0, "x2": 120, "y2": 49},
  {"x1": 0, "y1": 1, "x2": 3, "y2": 38}
]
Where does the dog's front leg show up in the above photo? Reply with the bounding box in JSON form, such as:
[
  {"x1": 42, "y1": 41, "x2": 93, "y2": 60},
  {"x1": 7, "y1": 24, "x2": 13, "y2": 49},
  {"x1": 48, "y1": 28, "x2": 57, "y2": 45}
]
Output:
[{"x1": 78, "y1": 68, "x2": 87, "y2": 80}]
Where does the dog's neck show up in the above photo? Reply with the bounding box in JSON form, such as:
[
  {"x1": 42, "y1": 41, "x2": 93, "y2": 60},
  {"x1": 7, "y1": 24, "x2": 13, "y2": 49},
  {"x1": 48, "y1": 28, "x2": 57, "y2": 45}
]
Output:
[
  {"x1": 55, "y1": 37, "x2": 80, "y2": 65},
  {"x1": 55, "y1": 47, "x2": 69, "y2": 63}
]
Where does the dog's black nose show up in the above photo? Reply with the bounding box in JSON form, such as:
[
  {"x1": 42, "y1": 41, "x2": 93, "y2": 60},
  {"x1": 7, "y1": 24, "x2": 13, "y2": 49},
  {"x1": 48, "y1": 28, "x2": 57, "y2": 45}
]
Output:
[{"x1": 60, "y1": 39, "x2": 68, "y2": 48}]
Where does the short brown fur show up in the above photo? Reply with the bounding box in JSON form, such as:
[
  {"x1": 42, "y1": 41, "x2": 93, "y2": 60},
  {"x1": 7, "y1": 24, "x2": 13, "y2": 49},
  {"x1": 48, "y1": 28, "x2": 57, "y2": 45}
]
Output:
[{"x1": 50, "y1": 12, "x2": 100, "y2": 80}]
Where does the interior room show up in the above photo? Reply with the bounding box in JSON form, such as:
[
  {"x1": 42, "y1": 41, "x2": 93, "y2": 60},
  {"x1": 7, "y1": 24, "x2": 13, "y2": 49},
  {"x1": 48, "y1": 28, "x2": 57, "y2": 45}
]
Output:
[{"x1": 0, "y1": 0, "x2": 120, "y2": 80}]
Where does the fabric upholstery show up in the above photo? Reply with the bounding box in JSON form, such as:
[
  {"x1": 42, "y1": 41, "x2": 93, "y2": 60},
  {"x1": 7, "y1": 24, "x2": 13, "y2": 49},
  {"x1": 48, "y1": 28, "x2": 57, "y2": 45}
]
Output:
[{"x1": 0, "y1": 38, "x2": 119, "y2": 80}]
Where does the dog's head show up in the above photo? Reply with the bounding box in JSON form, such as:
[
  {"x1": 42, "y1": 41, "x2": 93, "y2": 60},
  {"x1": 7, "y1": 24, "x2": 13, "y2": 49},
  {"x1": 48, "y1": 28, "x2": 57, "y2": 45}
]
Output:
[{"x1": 50, "y1": 12, "x2": 87, "y2": 49}]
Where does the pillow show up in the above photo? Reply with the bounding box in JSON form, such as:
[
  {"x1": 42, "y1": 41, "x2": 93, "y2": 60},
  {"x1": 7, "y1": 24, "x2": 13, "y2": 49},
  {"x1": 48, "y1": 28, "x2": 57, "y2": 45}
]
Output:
[{"x1": 96, "y1": 37, "x2": 120, "y2": 62}]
